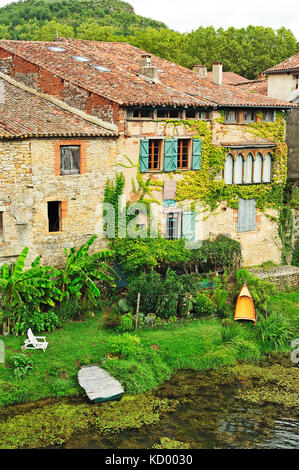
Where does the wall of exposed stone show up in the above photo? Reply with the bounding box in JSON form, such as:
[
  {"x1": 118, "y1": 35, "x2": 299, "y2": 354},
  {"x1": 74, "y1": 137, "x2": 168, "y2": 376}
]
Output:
[
  {"x1": 0, "y1": 136, "x2": 118, "y2": 268},
  {"x1": 250, "y1": 266, "x2": 299, "y2": 291}
]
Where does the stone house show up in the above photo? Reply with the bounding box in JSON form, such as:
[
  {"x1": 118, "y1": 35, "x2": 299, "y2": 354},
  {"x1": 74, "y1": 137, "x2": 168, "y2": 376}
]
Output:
[
  {"x1": 0, "y1": 73, "x2": 118, "y2": 266},
  {"x1": 0, "y1": 38, "x2": 296, "y2": 266}
]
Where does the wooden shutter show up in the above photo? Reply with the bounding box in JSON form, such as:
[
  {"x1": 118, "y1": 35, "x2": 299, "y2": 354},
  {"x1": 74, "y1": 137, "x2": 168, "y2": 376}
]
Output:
[
  {"x1": 263, "y1": 153, "x2": 272, "y2": 182},
  {"x1": 244, "y1": 154, "x2": 253, "y2": 184},
  {"x1": 253, "y1": 154, "x2": 262, "y2": 183},
  {"x1": 237, "y1": 199, "x2": 256, "y2": 232},
  {"x1": 192, "y1": 139, "x2": 202, "y2": 170},
  {"x1": 182, "y1": 211, "x2": 196, "y2": 241},
  {"x1": 140, "y1": 139, "x2": 149, "y2": 173},
  {"x1": 164, "y1": 139, "x2": 178, "y2": 172},
  {"x1": 224, "y1": 154, "x2": 233, "y2": 184},
  {"x1": 234, "y1": 154, "x2": 243, "y2": 184}
]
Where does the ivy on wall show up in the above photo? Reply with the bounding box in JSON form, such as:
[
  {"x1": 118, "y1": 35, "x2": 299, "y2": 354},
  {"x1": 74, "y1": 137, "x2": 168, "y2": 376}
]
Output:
[{"x1": 166, "y1": 113, "x2": 287, "y2": 213}]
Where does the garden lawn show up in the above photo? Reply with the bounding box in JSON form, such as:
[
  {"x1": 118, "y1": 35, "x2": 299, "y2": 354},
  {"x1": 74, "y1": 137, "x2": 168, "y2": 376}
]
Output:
[{"x1": 0, "y1": 289, "x2": 298, "y2": 407}]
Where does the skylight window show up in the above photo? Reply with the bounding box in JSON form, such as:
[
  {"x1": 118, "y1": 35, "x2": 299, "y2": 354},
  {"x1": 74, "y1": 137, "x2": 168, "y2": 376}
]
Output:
[
  {"x1": 91, "y1": 64, "x2": 111, "y2": 72},
  {"x1": 72, "y1": 55, "x2": 91, "y2": 63},
  {"x1": 48, "y1": 46, "x2": 66, "y2": 52}
]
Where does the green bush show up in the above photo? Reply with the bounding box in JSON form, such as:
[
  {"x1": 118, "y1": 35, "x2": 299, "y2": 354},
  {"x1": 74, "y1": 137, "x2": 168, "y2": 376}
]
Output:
[
  {"x1": 112, "y1": 235, "x2": 242, "y2": 275},
  {"x1": 116, "y1": 313, "x2": 135, "y2": 333},
  {"x1": 255, "y1": 312, "x2": 293, "y2": 348},
  {"x1": 292, "y1": 238, "x2": 299, "y2": 267},
  {"x1": 235, "y1": 269, "x2": 276, "y2": 316},
  {"x1": 106, "y1": 333, "x2": 141, "y2": 358},
  {"x1": 54, "y1": 298, "x2": 79, "y2": 323},
  {"x1": 12, "y1": 354, "x2": 33, "y2": 378},
  {"x1": 193, "y1": 294, "x2": 216, "y2": 317},
  {"x1": 102, "y1": 306, "x2": 122, "y2": 329},
  {"x1": 12, "y1": 305, "x2": 60, "y2": 335}
]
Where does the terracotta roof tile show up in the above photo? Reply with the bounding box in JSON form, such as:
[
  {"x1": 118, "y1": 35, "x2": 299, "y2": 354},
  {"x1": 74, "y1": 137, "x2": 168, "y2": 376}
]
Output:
[
  {"x1": 0, "y1": 76, "x2": 117, "y2": 139},
  {"x1": 234, "y1": 79, "x2": 268, "y2": 96},
  {"x1": 264, "y1": 53, "x2": 299, "y2": 74},
  {"x1": 206, "y1": 71, "x2": 248, "y2": 85},
  {"x1": 0, "y1": 39, "x2": 296, "y2": 109}
]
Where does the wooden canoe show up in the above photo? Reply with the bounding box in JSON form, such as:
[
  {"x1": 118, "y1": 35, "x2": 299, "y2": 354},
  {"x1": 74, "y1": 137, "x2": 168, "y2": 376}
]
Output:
[
  {"x1": 234, "y1": 283, "x2": 256, "y2": 324},
  {"x1": 78, "y1": 366, "x2": 124, "y2": 403}
]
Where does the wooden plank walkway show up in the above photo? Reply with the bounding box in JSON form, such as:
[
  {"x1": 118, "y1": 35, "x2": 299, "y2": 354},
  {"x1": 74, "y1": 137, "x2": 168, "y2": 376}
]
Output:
[{"x1": 78, "y1": 366, "x2": 124, "y2": 402}]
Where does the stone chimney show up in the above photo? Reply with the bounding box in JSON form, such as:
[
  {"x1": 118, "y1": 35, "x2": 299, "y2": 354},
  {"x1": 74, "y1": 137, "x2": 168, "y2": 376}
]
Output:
[
  {"x1": 140, "y1": 54, "x2": 160, "y2": 83},
  {"x1": 212, "y1": 62, "x2": 223, "y2": 86},
  {"x1": 193, "y1": 64, "x2": 208, "y2": 77}
]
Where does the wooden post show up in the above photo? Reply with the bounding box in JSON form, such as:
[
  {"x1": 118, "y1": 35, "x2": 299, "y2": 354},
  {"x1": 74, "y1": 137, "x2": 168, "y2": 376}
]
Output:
[{"x1": 135, "y1": 293, "x2": 140, "y2": 330}]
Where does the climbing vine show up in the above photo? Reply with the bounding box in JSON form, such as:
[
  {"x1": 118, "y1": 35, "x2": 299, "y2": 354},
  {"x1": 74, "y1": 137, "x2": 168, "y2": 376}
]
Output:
[{"x1": 166, "y1": 113, "x2": 288, "y2": 213}]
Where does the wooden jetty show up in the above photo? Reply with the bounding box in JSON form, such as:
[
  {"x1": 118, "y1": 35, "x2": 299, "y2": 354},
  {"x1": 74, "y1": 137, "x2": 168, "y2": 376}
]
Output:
[{"x1": 78, "y1": 366, "x2": 124, "y2": 403}]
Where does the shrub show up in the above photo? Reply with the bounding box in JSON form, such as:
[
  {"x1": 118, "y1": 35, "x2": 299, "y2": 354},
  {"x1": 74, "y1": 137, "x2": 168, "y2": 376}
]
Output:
[
  {"x1": 235, "y1": 268, "x2": 276, "y2": 316},
  {"x1": 292, "y1": 238, "x2": 299, "y2": 267},
  {"x1": 255, "y1": 312, "x2": 293, "y2": 348},
  {"x1": 193, "y1": 294, "x2": 216, "y2": 317},
  {"x1": 106, "y1": 333, "x2": 141, "y2": 358},
  {"x1": 102, "y1": 306, "x2": 122, "y2": 329},
  {"x1": 12, "y1": 305, "x2": 60, "y2": 335},
  {"x1": 118, "y1": 298, "x2": 130, "y2": 314},
  {"x1": 55, "y1": 298, "x2": 79, "y2": 323},
  {"x1": 116, "y1": 313, "x2": 135, "y2": 333},
  {"x1": 12, "y1": 354, "x2": 33, "y2": 378}
]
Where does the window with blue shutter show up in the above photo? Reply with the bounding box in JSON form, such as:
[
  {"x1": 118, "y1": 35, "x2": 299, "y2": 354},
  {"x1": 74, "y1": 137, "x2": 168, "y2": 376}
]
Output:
[
  {"x1": 237, "y1": 199, "x2": 256, "y2": 232},
  {"x1": 140, "y1": 139, "x2": 149, "y2": 173},
  {"x1": 166, "y1": 212, "x2": 179, "y2": 239},
  {"x1": 192, "y1": 139, "x2": 202, "y2": 170},
  {"x1": 182, "y1": 211, "x2": 196, "y2": 241},
  {"x1": 164, "y1": 139, "x2": 178, "y2": 172}
]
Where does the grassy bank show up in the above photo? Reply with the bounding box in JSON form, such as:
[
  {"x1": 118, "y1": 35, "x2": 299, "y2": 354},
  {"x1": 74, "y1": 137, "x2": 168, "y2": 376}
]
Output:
[
  {"x1": 0, "y1": 291, "x2": 299, "y2": 407},
  {"x1": 0, "y1": 290, "x2": 298, "y2": 408}
]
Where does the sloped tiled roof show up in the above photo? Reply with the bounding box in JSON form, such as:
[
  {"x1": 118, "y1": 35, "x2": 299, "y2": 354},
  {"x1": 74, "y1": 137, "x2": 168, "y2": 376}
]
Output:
[
  {"x1": 206, "y1": 71, "x2": 248, "y2": 85},
  {"x1": 0, "y1": 39, "x2": 296, "y2": 110},
  {"x1": 234, "y1": 79, "x2": 268, "y2": 96},
  {"x1": 264, "y1": 53, "x2": 299, "y2": 74},
  {"x1": 0, "y1": 75, "x2": 117, "y2": 139}
]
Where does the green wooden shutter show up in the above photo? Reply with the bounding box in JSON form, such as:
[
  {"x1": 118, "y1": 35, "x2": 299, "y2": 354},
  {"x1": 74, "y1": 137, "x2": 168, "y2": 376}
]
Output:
[
  {"x1": 182, "y1": 211, "x2": 196, "y2": 241},
  {"x1": 140, "y1": 139, "x2": 149, "y2": 173},
  {"x1": 164, "y1": 139, "x2": 178, "y2": 172},
  {"x1": 192, "y1": 139, "x2": 202, "y2": 170},
  {"x1": 237, "y1": 199, "x2": 256, "y2": 232}
]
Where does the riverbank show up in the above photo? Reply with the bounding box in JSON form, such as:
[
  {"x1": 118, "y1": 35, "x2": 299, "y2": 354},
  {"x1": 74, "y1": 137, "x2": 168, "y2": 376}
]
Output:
[
  {"x1": 0, "y1": 353, "x2": 298, "y2": 449},
  {"x1": 0, "y1": 290, "x2": 298, "y2": 409}
]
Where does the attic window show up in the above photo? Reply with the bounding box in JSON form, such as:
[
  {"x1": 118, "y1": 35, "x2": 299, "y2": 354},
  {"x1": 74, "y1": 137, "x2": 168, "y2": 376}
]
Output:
[
  {"x1": 129, "y1": 108, "x2": 153, "y2": 118},
  {"x1": 72, "y1": 56, "x2": 91, "y2": 63},
  {"x1": 91, "y1": 64, "x2": 111, "y2": 72},
  {"x1": 157, "y1": 109, "x2": 181, "y2": 119},
  {"x1": 48, "y1": 46, "x2": 66, "y2": 52}
]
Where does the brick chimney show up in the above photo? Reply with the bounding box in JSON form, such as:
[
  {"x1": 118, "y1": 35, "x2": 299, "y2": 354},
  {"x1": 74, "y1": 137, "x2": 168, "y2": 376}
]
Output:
[
  {"x1": 193, "y1": 64, "x2": 208, "y2": 77},
  {"x1": 140, "y1": 54, "x2": 160, "y2": 83},
  {"x1": 212, "y1": 62, "x2": 223, "y2": 86}
]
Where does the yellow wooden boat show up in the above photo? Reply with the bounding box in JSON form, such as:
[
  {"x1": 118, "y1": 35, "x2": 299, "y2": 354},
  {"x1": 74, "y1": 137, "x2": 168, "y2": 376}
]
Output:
[{"x1": 234, "y1": 283, "x2": 256, "y2": 324}]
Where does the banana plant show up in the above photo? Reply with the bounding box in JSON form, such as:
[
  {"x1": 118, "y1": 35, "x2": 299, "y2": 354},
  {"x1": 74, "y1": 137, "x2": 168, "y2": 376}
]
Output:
[
  {"x1": 57, "y1": 235, "x2": 117, "y2": 302},
  {"x1": 0, "y1": 247, "x2": 62, "y2": 333}
]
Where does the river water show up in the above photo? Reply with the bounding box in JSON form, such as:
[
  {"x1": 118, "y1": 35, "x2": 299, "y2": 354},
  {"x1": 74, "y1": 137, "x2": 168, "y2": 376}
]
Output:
[{"x1": 65, "y1": 364, "x2": 299, "y2": 449}]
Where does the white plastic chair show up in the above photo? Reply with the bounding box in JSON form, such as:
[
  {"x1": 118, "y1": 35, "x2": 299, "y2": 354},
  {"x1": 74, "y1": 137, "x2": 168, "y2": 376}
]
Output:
[{"x1": 22, "y1": 328, "x2": 48, "y2": 352}]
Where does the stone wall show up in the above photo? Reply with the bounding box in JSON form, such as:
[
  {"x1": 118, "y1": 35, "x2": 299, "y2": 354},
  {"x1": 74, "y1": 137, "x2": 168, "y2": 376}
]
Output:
[
  {"x1": 0, "y1": 136, "x2": 118, "y2": 268},
  {"x1": 250, "y1": 265, "x2": 299, "y2": 291}
]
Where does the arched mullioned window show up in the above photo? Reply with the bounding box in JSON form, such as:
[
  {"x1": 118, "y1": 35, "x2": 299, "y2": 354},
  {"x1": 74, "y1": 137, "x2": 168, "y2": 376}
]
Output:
[
  {"x1": 244, "y1": 153, "x2": 253, "y2": 184},
  {"x1": 224, "y1": 153, "x2": 234, "y2": 184},
  {"x1": 224, "y1": 151, "x2": 273, "y2": 185},
  {"x1": 234, "y1": 154, "x2": 244, "y2": 184},
  {"x1": 263, "y1": 153, "x2": 272, "y2": 182},
  {"x1": 253, "y1": 153, "x2": 263, "y2": 183}
]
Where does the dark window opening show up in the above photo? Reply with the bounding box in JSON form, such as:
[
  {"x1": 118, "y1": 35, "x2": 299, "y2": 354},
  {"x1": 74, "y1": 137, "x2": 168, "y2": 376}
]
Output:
[
  {"x1": 132, "y1": 108, "x2": 153, "y2": 118},
  {"x1": 48, "y1": 201, "x2": 60, "y2": 232},
  {"x1": 0, "y1": 212, "x2": 3, "y2": 242},
  {"x1": 243, "y1": 111, "x2": 256, "y2": 123},
  {"x1": 224, "y1": 110, "x2": 237, "y2": 122},
  {"x1": 148, "y1": 140, "x2": 161, "y2": 170},
  {"x1": 157, "y1": 109, "x2": 181, "y2": 119},
  {"x1": 60, "y1": 146, "x2": 80, "y2": 175},
  {"x1": 186, "y1": 110, "x2": 197, "y2": 119},
  {"x1": 166, "y1": 212, "x2": 179, "y2": 239},
  {"x1": 157, "y1": 109, "x2": 168, "y2": 118},
  {"x1": 169, "y1": 109, "x2": 181, "y2": 118},
  {"x1": 177, "y1": 139, "x2": 190, "y2": 169}
]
